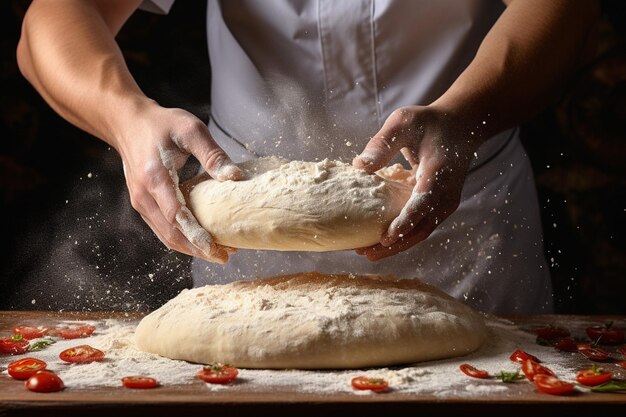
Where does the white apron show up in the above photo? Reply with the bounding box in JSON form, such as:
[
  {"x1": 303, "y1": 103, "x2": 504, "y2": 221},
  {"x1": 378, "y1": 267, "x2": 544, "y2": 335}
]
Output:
[{"x1": 142, "y1": 0, "x2": 553, "y2": 315}]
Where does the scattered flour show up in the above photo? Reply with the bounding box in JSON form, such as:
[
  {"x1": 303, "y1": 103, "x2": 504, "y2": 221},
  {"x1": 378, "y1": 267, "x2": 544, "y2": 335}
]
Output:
[{"x1": 0, "y1": 315, "x2": 591, "y2": 396}]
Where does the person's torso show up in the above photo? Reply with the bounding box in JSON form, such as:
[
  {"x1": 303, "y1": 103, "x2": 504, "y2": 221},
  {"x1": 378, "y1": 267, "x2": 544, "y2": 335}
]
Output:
[{"x1": 206, "y1": 0, "x2": 506, "y2": 163}]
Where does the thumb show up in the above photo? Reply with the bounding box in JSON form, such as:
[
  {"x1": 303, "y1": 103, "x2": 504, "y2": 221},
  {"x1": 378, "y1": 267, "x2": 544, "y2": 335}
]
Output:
[
  {"x1": 352, "y1": 111, "x2": 409, "y2": 173},
  {"x1": 182, "y1": 126, "x2": 244, "y2": 182}
]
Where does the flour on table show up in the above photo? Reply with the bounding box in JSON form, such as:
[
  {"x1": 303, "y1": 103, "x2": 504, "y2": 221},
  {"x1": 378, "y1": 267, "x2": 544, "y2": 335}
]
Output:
[
  {"x1": 0, "y1": 315, "x2": 586, "y2": 397},
  {"x1": 183, "y1": 157, "x2": 413, "y2": 251}
]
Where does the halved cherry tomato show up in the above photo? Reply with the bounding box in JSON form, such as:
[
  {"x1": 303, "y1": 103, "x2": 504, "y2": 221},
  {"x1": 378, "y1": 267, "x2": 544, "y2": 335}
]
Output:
[
  {"x1": 351, "y1": 376, "x2": 389, "y2": 392},
  {"x1": 554, "y1": 338, "x2": 578, "y2": 352},
  {"x1": 0, "y1": 336, "x2": 30, "y2": 355},
  {"x1": 13, "y1": 326, "x2": 48, "y2": 340},
  {"x1": 53, "y1": 325, "x2": 96, "y2": 340},
  {"x1": 576, "y1": 367, "x2": 613, "y2": 386},
  {"x1": 586, "y1": 324, "x2": 625, "y2": 345},
  {"x1": 579, "y1": 346, "x2": 610, "y2": 362},
  {"x1": 122, "y1": 376, "x2": 159, "y2": 389},
  {"x1": 534, "y1": 374, "x2": 575, "y2": 395},
  {"x1": 59, "y1": 345, "x2": 105, "y2": 363},
  {"x1": 25, "y1": 370, "x2": 64, "y2": 393},
  {"x1": 459, "y1": 363, "x2": 490, "y2": 379},
  {"x1": 533, "y1": 325, "x2": 570, "y2": 340},
  {"x1": 7, "y1": 357, "x2": 48, "y2": 380},
  {"x1": 510, "y1": 349, "x2": 541, "y2": 364},
  {"x1": 196, "y1": 363, "x2": 238, "y2": 384},
  {"x1": 521, "y1": 359, "x2": 555, "y2": 382}
]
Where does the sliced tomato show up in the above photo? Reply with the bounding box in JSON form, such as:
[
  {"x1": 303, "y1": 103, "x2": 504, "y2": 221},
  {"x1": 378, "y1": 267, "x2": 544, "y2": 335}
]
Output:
[
  {"x1": 534, "y1": 374, "x2": 575, "y2": 395},
  {"x1": 13, "y1": 326, "x2": 48, "y2": 340},
  {"x1": 554, "y1": 338, "x2": 578, "y2": 352},
  {"x1": 8, "y1": 357, "x2": 48, "y2": 380},
  {"x1": 0, "y1": 336, "x2": 30, "y2": 355},
  {"x1": 53, "y1": 325, "x2": 96, "y2": 340},
  {"x1": 533, "y1": 325, "x2": 570, "y2": 340},
  {"x1": 579, "y1": 346, "x2": 610, "y2": 362},
  {"x1": 576, "y1": 367, "x2": 613, "y2": 386},
  {"x1": 459, "y1": 363, "x2": 490, "y2": 379},
  {"x1": 510, "y1": 349, "x2": 541, "y2": 364},
  {"x1": 122, "y1": 376, "x2": 159, "y2": 389},
  {"x1": 25, "y1": 370, "x2": 65, "y2": 393},
  {"x1": 59, "y1": 344, "x2": 105, "y2": 363},
  {"x1": 196, "y1": 363, "x2": 238, "y2": 384},
  {"x1": 586, "y1": 324, "x2": 625, "y2": 345},
  {"x1": 521, "y1": 359, "x2": 555, "y2": 382},
  {"x1": 351, "y1": 376, "x2": 389, "y2": 392}
]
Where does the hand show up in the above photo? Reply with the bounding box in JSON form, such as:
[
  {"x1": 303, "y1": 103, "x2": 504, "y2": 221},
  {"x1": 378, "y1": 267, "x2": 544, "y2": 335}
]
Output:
[
  {"x1": 114, "y1": 101, "x2": 243, "y2": 264},
  {"x1": 353, "y1": 105, "x2": 482, "y2": 261}
]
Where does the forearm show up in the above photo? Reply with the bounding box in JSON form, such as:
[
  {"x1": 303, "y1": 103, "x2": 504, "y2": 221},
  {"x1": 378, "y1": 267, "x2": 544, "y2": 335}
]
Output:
[
  {"x1": 16, "y1": 0, "x2": 147, "y2": 148},
  {"x1": 432, "y1": 0, "x2": 600, "y2": 141}
]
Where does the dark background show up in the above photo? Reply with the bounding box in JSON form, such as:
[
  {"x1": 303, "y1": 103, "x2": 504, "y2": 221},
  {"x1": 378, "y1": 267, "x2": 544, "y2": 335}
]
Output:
[{"x1": 1, "y1": 1, "x2": 624, "y2": 314}]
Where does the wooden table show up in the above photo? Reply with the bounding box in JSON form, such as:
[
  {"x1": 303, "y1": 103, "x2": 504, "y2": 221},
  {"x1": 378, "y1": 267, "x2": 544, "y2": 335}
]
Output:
[{"x1": 1, "y1": 311, "x2": 625, "y2": 417}]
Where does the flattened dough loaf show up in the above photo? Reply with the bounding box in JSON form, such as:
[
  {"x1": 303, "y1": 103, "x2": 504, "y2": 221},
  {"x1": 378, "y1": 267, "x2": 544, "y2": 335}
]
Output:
[
  {"x1": 182, "y1": 157, "x2": 413, "y2": 251},
  {"x1": 134, "y1": 272, "x2": 487, "y2": 369}
]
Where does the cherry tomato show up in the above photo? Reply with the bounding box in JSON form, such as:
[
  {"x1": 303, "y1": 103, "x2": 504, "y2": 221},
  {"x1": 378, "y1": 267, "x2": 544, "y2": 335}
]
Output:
[
  {"x1": 579, "y1": 346, "x2": 610, "y2": 362},
  {"x1": 25, "y1": 370, "x2": 65, "y2": 393},
  {"x1": 459, "y1": 363, "x2": 490, "y2": 379},
  {"x1": 122, "y1": 376, "x2": 159, "y2": 389},
  {"x1": 53, "y1": 325, "x2": 96, "y2": 340},
  {"x1": 196, "y1": 363, "x2": 238, "y2": 384},
  {"x1": 510, "y1": 349, "x2": 541, "y2": 364},
  {"x1": 7, "y1": 357, "x2": 48, "y2": 380},
  {"x1": 13, "y1": 326, "x2": 48, "y2": 340},
  {"x1": 534, "y1": 374, "x2": 575, "y2": 396},
  {"x1": 351, "y1": 376, "x2": 389, "y2": 392},
  {"x1": 554, "y1": 338, "x2": 578, "y2": 352},
  {"x1": 586, "y1": 324, "x2": 625, "y2": 345},
  {"x1": 521, "y1": 359, "x2": 555, "y2": 382},
  {"x1": 576, "y1": 368, "x2": 613, "y2": 386},
  {"x1": 59, "y1": 345, "x2": 105, "y2": 363},
  {"x1": 0, "y1": 336, "x2": 30, "y2": 355},
  {"x1": 533, "y1": 325, "x2": 570, "y2": 340}
]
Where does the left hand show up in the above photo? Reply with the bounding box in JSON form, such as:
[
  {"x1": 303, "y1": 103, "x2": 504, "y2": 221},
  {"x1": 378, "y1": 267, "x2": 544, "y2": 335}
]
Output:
[{"x1": 352, "y1": 105, "x2": 482, "y2": 261}]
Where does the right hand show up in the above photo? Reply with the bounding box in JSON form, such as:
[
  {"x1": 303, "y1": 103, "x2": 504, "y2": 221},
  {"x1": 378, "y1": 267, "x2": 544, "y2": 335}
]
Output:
[{"x1": 113, "y1": 101, "x2": 243, "y2": 264}]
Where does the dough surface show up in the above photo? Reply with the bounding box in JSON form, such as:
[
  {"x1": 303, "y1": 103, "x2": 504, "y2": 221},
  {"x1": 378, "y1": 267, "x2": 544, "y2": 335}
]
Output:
[
  {"x1": 182, "y1": 157, "x2": 413, "y2": 251},
  {"x1": 134, "y1": 272, "x2": 487, "y2": 369}
]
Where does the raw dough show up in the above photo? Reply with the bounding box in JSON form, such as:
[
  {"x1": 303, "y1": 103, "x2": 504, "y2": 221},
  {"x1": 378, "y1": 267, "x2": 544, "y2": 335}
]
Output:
[
  {"x1": 182, "y1": 157, "x2": 413, "y2": 251},
  {"x1": 134, "y1": 272, "x2": 487, "y2": 369}
]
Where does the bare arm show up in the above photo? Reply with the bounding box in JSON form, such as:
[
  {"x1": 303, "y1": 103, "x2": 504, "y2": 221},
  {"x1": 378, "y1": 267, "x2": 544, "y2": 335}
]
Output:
[
  {"x1": 17, "y1": 0, "x2": 242, "y2": 263},
  {"x1": 354, "y1": 0, "x2": 601, "y2": 260},
  {"x1": 432, "y1": 0, "x2": 601, "y2": 140}
]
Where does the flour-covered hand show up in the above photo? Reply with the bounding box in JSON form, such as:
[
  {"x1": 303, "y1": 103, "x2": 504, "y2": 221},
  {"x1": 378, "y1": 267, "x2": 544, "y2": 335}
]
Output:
[
  {"x1": 117, "y1": 102, "x2": 242, "y2": 263},
  {"x1": 353, "y1": 106, "x2": 480, "y2": 261}
]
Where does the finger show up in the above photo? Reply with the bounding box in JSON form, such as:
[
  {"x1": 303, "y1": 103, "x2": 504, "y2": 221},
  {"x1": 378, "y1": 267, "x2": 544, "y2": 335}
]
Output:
[
  {"x1": 138, "y1": 203, "x2": 206, "y2": 259},
  {"x1": 380, "y1": 157, "x2": 439, "y2": 246},
  {"x1": 381, "y1": 190, "x2": 431, "y2": 246},
  {"x1": 400, "y1": 146, "x2": 419, "y2": 167},
  {"x1": 175, "y1": 205, "x2": 229, "y2": 264},
  {"x1": 145, "y1": 162, "x2": 229, "y2": 263},
  {"x1": 359, "y1": 216, "x2": 439, "y2": 261},
  {"x1": 353, "y1": 109, "x2": 416, "y2": 173},
  {"x1": 173, "y1": 120, "x2": 243, "y2": 181},
  {"x1": 139, "y1": 182, "x2": 229, "y2": 264}
]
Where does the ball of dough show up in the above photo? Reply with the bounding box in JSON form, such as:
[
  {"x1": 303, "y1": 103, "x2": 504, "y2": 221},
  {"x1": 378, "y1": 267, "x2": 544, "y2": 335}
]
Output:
[
  {"x1": 134, "y1": 272, "x2": 487, "y2": 369},
  {"x1": 182, "y1": 157, "x2": 413, "y2": 251}
]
